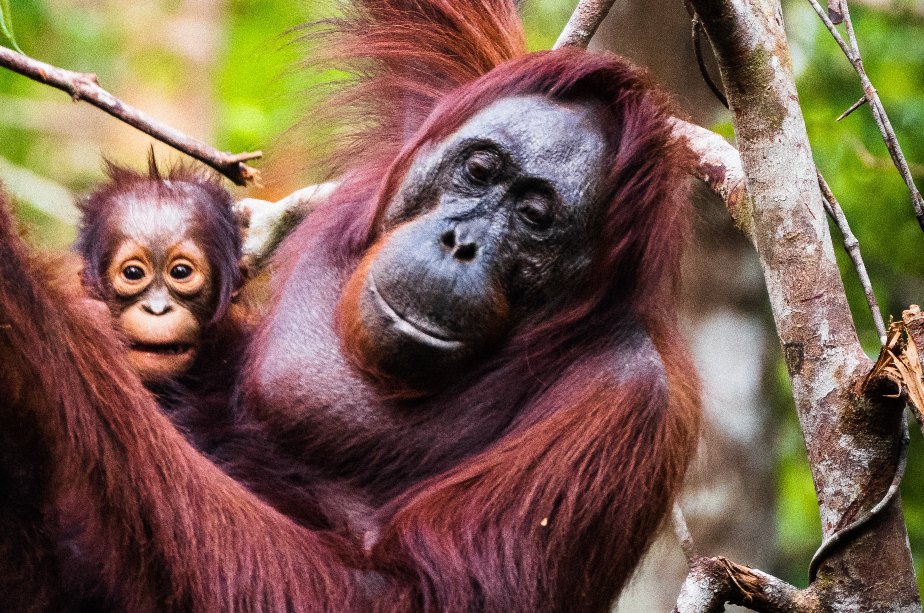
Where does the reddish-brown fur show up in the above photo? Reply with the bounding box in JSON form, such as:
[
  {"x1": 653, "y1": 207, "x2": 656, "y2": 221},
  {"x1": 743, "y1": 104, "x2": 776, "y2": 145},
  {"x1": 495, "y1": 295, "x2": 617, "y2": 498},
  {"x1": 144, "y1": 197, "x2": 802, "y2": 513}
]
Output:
[
  {"x1": 0, "y1": 1, "x2": 700, "y2": 611},
  {"x1": 0, "y1": 186, "x2": 366, "y2": 612}
]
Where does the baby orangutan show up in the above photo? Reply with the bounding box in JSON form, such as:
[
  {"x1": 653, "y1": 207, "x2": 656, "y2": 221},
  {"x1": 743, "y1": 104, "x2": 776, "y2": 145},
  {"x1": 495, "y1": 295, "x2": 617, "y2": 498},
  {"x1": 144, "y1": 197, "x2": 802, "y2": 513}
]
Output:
[
  {"x1": 75, "y1": 157, "x2": 246, "y2": 392},
  {"x1": 73, "y1": 158, "x2": 320, "y2": 531}
]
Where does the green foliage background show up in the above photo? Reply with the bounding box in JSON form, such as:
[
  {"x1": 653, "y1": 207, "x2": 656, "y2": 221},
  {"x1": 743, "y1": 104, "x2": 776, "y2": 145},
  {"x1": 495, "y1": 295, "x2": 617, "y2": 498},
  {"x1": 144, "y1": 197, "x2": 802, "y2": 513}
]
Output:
[{"x1": 1, "y1": 0, "x2": 924, "y2": 593}]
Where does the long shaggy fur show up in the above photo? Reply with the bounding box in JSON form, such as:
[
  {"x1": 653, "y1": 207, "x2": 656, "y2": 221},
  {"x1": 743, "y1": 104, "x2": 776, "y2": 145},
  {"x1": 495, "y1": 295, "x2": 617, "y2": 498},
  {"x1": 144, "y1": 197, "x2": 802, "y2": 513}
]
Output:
[
  {"x1": 302, "y1": 0, "x2": 525, "y2": 177},
  {"x1": 279, "y1": 0, "x2": 701, "y2": 609},
  {"x1": 0, "y1": 1, "x2": 699, "y2": 611},
  {"x1": 0, "y1": 185, "x2": 366, "y2": 611}
]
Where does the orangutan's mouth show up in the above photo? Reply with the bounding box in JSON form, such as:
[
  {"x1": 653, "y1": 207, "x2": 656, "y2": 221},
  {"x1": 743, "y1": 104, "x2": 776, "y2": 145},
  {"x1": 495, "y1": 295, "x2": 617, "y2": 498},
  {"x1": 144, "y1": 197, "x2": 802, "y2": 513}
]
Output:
[{"x1": 368, "y1": 276, "x2": 465, "y2": 351}]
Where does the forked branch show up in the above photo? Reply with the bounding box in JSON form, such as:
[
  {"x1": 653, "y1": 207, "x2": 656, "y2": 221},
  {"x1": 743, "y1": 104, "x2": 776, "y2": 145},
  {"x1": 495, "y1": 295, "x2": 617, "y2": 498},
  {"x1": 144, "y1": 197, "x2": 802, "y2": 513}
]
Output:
[
  {"x1": 807, "y1": 0, "x2": 924, "y2": 231},
  {"x1": 0, "y1": 46, "x2": 262, "y2": 186}
]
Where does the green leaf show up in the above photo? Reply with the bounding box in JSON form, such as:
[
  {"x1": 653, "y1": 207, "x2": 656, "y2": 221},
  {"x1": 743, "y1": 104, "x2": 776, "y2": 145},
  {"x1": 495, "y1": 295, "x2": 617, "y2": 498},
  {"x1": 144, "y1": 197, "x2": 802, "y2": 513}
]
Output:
[{"x1": 0, "y1": 0, "x2": 23, "y2": 53}]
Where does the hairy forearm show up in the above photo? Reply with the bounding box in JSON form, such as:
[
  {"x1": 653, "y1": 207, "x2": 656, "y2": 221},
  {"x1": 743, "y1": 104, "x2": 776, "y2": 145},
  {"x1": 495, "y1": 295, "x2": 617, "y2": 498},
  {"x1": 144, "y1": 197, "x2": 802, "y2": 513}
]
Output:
[{"x1": 0, "y1": 192, "x2": 363, "y2": 610}]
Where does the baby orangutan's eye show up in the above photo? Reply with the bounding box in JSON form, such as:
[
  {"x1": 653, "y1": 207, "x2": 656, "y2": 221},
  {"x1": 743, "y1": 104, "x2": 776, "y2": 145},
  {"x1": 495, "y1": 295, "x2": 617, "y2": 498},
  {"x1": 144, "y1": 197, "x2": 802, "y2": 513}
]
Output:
[
  {"x1": 170, "y1": 264, "x2": 193, "y2": 280},
  {"x1": 122, "y1": 265, "x2": 145, "y2": 281}
]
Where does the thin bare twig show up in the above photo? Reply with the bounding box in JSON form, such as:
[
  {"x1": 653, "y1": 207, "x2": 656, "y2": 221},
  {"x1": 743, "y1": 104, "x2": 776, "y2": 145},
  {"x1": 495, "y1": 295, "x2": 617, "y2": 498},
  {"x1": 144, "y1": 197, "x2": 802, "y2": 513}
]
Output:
[
  {"x1": 817, "y1": 172, "x2": 887, "y2": 344},
  {"x1": 553, "y1": 0, "x2": 617, "y2": 50},
  {"x1": 836, "y1": 95, "x2": 868, "y2": 121},
  {"x1": 807, "y1": 0, "x2": 924, "y2": 232},
  {"x1": 0, "y1": 46, "x2": 262, "y2": 186}
]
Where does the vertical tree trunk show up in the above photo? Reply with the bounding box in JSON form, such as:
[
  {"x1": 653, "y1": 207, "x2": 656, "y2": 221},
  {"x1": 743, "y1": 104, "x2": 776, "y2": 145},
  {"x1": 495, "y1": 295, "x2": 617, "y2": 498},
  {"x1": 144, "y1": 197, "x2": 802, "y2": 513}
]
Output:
[{"x1": 689, "y1": 0, "x2": 919, "y2": 609}]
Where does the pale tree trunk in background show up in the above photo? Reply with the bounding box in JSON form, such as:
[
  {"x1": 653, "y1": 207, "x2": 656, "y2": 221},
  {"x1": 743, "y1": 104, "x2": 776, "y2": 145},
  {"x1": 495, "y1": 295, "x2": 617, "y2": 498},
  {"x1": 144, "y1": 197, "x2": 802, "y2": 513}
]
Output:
[
  {"x1": 603, "y1": 0, "x2": 922, "y2": 608},
  {"x1": 599, "y1": 3, "x2": 780, "y2": 610},
  {"x1": 673, "y1": 0, "x2": 920, "y2": 607},
  {"x1": 615, "y1": 189, "x2": 779, "y2": 613}
]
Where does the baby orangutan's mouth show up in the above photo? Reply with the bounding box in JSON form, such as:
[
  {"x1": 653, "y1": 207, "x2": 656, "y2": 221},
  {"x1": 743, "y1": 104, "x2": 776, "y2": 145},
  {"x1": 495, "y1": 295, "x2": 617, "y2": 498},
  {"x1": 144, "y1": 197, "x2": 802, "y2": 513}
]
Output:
[
  {"x1": 130, "y1": 342, "x2": 195, "y2": 356},
  {"x1": 127, "y1": 340, "x2": 198, "y2": 383}
]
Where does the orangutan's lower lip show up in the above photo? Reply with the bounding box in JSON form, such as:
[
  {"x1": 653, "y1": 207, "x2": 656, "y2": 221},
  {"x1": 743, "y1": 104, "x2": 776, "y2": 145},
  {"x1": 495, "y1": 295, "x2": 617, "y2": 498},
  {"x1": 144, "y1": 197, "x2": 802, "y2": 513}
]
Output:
[{"x1": 368, "y1": 276, "x2": 465, "y2": 351}]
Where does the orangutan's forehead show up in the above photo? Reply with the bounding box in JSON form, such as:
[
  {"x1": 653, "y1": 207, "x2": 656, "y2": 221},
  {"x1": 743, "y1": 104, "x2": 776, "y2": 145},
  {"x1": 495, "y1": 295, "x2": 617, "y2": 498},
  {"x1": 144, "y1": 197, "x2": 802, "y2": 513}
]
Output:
[
  {"x1": 114, "y1": 193, "x2": 196, "y2": 244},
  {"x1": 443, "y1": 95, "x2": 608, "y2": 200}
]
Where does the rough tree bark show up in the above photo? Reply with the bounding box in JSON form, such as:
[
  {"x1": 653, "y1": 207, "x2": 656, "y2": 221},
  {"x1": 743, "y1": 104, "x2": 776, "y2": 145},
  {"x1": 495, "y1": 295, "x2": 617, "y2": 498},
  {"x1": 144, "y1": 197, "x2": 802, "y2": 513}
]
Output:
[{"x1": 673, "y1": 0, "x2": 921, "y2": 610}]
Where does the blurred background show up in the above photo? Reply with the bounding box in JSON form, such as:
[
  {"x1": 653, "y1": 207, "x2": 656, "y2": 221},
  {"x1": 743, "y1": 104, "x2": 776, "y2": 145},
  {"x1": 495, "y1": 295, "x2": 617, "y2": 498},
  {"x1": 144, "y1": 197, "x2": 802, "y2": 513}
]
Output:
[{"x1": 1, "y1": 0, "x2": 923, "y2": 609}]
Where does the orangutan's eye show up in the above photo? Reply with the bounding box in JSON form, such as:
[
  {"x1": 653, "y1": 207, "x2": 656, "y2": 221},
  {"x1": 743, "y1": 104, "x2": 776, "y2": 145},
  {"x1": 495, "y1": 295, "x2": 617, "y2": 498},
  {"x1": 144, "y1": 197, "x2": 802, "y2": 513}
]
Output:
[
  {"x1": 122, "y1": 265, "x2": 145, "y2": 281},
  {"x1": 464, "y1": 149, "x2": 503, "y2": 185},
  {"x1": 170, "y1": 264, "x2": 193, "y2": 280},
  {"x1": 517, "y1": 193, "x2": 554, "y2": 230}
]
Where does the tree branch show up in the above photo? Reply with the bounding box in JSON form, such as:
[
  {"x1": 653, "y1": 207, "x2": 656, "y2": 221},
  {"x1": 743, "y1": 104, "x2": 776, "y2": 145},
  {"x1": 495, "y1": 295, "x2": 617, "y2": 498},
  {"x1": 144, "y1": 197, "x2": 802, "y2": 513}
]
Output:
[
  {"x1": 807, "y1": 0, "x2": 924, "y2": 232},
  {"x1": 0, "y1": 46, "x2": 262, "y2": 186},
  {"x1": 816, "y1": 172, "x2": 887, "y2": 344},
  {"x1": 674, "y1": 556, "x2": 819, "y2": 613},
  {"x1": 673, "y1": 490, "x2": 818, "y2": 612},
  {"x1": 683, "y1": 1, "x2": 885, "y2": 345},
  {"x1": 673, "y1": 495, "x2": 818, "y2": 612},
  {"x1": 669, "y1": 119, "x2": 749, "y2": 232},
  {"x1": 553, "y1": 0, "x2": 617, "y2": 49}
]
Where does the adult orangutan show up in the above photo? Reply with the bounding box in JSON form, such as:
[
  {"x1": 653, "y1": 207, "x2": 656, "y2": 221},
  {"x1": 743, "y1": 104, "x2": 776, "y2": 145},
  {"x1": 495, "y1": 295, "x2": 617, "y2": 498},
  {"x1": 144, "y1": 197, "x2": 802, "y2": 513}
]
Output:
[{"x1": 0, "y1": 1, "x2": 700, "y2": 611}]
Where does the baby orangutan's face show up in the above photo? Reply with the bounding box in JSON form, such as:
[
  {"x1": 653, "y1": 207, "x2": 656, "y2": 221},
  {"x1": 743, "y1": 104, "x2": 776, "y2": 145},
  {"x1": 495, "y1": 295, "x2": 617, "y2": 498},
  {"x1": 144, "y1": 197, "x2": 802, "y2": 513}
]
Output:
[{"x1": 104, "y1": 199, "x2": 215, "y2": 383}]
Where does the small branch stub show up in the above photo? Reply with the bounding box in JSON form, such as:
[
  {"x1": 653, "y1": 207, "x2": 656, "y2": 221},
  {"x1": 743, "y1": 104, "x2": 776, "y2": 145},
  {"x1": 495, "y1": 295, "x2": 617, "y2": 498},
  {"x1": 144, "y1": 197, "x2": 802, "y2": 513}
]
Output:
[
  {"x1": 669, "y1": 119, "x2": 749, "y2": 232},
  {"x1": 674, "y1": 556, "x2": 817, "y2": 613},
  {"x1": 0, "y1": 46, "x2": 262, "y2": 186}
]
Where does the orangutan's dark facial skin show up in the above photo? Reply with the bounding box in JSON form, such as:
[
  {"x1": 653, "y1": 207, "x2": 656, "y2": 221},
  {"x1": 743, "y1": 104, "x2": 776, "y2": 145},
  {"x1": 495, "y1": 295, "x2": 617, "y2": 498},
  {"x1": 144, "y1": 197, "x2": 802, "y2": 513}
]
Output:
[
  {"x1": 104, "y1": 200, "x2": 214, "y2": 384},
  {"x1": 344, "y1": 96, "x2": 609, "y2": 388}
]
